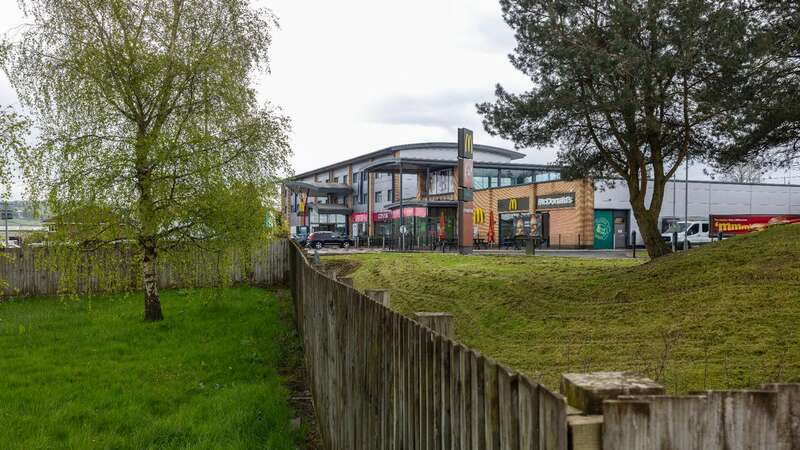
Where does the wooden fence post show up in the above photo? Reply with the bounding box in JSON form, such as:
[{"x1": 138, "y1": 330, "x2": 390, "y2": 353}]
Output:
[
  {"x1": 365, "y1": 289, "x2": 391, "y2": 307},
  {"x1": 414, "y1": 312, "x2": 455, "y2": 339}
]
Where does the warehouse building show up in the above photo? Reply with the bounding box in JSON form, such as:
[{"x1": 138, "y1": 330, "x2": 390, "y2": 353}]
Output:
[{"x1": 282, "y1": 142, "x2": 800, "y2": 249}]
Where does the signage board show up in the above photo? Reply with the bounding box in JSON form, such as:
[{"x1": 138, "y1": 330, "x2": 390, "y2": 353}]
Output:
[
  {"x1": 498, "y1": 197, "x2": 530, "y2": 212},
  {"x1": 710, "y1": 214, "x2": 800, "y2": 235},
  {"x1": 458, "y1": 158, "x2": 473, "y2": 188},
  {"x1": 352, "y1": 212, "x2": 369, "y2": 223},
  {"x1": 458, "y1": 128, "x2": 474, "y2": 159},
  {"x1": 391, "y1": 207, "x2": 428, "y2": 220},
  {"x1": 458, "y1": 202, "x2": 474, "y2": 253},
  {"x1": 374, "y1": 211, "x2": 392, "y2": 222},
  {"x1": 536, "y1": 193, "x2": 576, "y2": 209}
]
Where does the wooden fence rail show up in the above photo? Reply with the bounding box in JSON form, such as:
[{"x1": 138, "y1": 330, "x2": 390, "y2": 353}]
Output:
[
  {"x1": 288, "y1": 241, "x2": 569, "y2": 450},
  {"x1": 0, "y1": 240, "x2": 289, "y2": 297}
]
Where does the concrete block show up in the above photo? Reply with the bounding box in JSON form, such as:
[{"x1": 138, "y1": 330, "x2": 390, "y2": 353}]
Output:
[
  {"x1": 568, "y1": 415, "x2": 603, "y2": 450},
  {"x1": 561, "y1": 372, "x2": 665, "y2": 415}
]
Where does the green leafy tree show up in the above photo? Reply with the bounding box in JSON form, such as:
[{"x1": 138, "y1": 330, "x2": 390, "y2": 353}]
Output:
[
  {"x1": 2, "y1": 0, "x2": 291, "y2": 320},
  {"x1": 707, "y1": 2, "x2": 800, "y2": 170},
  {"x1": 0, "y1": 107, "x2": 29, "y2": 201},
  {"x1": 478, "y1": 0, "x2": 744, "y2": 257}
]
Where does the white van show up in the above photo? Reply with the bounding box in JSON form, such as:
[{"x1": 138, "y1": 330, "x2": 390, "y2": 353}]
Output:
[{"x1": 662, "y1": 220, "x2": 712, "y2": 249}]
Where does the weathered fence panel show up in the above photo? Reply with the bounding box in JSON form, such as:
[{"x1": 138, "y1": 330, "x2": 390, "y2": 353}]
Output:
[
  {"x1": 0, "y1": 240, "x2": 289, "y2": 297},
  {"x1": 288, "y1": 241, "x2": 569, "y2": 450},
  {"x1": 603, "y1": 385, "x2": 800, "y2": 450}
]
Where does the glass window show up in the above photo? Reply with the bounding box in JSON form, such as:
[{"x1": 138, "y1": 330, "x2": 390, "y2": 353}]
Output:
[
  {"x1": 702, "y1": 223, "x2": 709, "y2": 233},
  {"x1": 387, "y1": 189, "x2": 393, "y2": 202},
  {"x1": 474, "y1": 168, "x2": 498, "y2": 190},
  {"x1": 375, "y1": 191, "x2": 382, "y2": 203},
  {"x1": 428, "y1": 169, "x2": 454, "y2": 195}
]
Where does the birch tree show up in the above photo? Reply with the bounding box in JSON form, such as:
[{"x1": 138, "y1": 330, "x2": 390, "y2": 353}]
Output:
[{"x1": 3, "y1": 0, "x2": 291, "y2": 320}]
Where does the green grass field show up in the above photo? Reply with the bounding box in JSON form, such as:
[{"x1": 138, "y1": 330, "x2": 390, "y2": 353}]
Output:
[
  {"x1": 336, "y1": 225, "x2": 800, "y2": 394},
  {"x1": 0, "y1": 287, "x2": 305, "y2": 449}
]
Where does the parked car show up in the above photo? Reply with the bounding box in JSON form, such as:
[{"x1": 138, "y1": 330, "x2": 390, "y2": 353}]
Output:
[
  {"x1": 291, "y1": 233, "x2": 308, "y2": 247},
  {"x1": 306, "y1": 231, "x2": 353, "y2": 249}
]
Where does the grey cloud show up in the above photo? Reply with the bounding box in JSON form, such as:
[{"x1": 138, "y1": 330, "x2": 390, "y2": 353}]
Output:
[
  {"x1": 365, "y1": 91, "x2": 490, "y2": 130},
  {"x1": 468, "y1": 16, "x2": 517, "y2": 54}
]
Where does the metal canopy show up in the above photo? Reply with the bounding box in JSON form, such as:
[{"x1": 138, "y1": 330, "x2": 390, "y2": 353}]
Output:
[
  {"x1": 307, "y1": 203, "x2": 353, "y2": 215},
  {"x1": 284, "y1": 180, "x2": 352, "y2": 195},
  {"x1": 361, "y1": 157, "x2": 455, "y2": 174},
  {"x1": 384, "y1": 200, "x2": 458, "y2": 209}
]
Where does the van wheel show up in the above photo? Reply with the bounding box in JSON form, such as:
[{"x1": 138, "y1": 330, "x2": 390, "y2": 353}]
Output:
[
  {"x1": 341, "y1": 242, "x2": 350, "y2": 249},
  {"x1": 315, "y1": 242, "x2": 323, "y2": 250}
]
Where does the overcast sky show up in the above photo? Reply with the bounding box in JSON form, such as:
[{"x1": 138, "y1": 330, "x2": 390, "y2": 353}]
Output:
[{"x1": 1, "y1": 1, "x2": 797, "y2": 193}]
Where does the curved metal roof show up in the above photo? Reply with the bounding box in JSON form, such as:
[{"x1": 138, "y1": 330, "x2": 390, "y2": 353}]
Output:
[{"x1": 290, "y1": 142, "x2": 526, "y2": 180}]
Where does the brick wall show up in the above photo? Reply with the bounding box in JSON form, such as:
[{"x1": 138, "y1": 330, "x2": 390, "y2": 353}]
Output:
[{"x1": 473, "y1": 179, "x2": 595, "y2": 247}]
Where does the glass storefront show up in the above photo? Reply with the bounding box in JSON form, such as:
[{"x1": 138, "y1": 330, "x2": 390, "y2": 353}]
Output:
[
  {"x1": 474, "y1": 168, "x2": 561, "y2": 190},
  {"x1": 499, "y1": 213, "x2": 532, "y2": 244},
  {"x1": 309, "y1": 209, "x2": 347, "y2": 234}
]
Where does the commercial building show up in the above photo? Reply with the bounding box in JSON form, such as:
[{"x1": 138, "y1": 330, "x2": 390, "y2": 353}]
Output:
[{"x1": 282, "y1": 142, "x2": 800, "y2": 249}]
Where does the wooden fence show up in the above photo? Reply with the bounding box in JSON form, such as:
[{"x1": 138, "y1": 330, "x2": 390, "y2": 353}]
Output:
[
  {"x1": 288, "y1": 241, "x2": 569, "y2": 450},
  {"x1": 287, "y1": 240, "x2": 800, "y2": 450},
  {"x1": 603, "y1": 385, "x2": 800, "y2": 449},
  {"x1": 0, "y1": 240, "x2": 289, "y2": 297}
]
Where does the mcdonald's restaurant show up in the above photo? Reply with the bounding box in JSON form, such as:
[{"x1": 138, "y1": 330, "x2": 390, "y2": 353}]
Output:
[
  {"x1": 282, "y1": 141, "x2": 600, "y2": 249},
  {"x1": 282, "y1": 139, "x2": 800, "y2": 250}
]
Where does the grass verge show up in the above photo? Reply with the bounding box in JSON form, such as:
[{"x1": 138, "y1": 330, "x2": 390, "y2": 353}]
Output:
[
  {"x1": 336, "y1": 225, "x2": 800, "y2": 393},
  {"x1": 0, "y1": 286, "x2": 306, "y2": 449}
]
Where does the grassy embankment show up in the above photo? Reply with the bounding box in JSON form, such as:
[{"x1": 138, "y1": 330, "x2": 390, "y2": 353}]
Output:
[
  {"x1": 336, "y1": 225, "x2": 800, "y2": 393},
  {"x1": 0, "y1": 287, "x2": 305, "y2": 450}
]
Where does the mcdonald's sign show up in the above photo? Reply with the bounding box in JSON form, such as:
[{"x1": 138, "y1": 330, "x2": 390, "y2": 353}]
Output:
[
  {"x1": 498, "y1": 197, "x2": 530, "y2": 212},
  {"x1": 298, "y1": 195, "x2": 307, "y2": 214},
  {"x1": 458, "y1": 128, "x2": 474, "y2": 159},
  {"x1": 473, "y1": 207, "x2": 486, "y2": 224}
]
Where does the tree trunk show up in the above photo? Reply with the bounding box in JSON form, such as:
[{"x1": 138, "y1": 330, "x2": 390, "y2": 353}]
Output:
[
  {"x1": 143, "y1": 241, "x2": 164, "y2": 321},
  {"x1": 630, "y1": 200, "x2": 671, "y2": 258}
]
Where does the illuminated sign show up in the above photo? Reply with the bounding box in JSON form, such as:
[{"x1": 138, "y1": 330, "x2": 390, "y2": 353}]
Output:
[
  {"x1": 498, "y1": 197, "x2": 530, "y2": 212},
  {"x1": 458, "y1": 128, "x2": 473, "y2": 159},
  {"x1": 473, "y1": 207, "x2": 486, "y2": 224},
  {"x1": 536, "y1": 193, "x2": 575, "y2": 209}
]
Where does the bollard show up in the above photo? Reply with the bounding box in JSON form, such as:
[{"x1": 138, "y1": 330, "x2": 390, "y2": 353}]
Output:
[
  {"x1": 525, "y1": 237, "x2": 535, "y2": 256},
  {"x1": 672, "y1": 232, "x2": 678, "y2": 252},
  {"x1": 413, "y1": 312, "x2": 455, "y2": 339},
  {"x1": 578, "y1": 233, "x2": 581, "y2": 248},
  {"x1": 631, "y1": 231, "x2": 637, "y2": 258},
  {"x1": 365, "y1": 289, "x2": 391, "y2": 307},
  {"x1": 718, "y1": 231, "x2": 724, "y2": 242},
  {"x1": 313, "y1": 248, "x2": 321, "y2": 265}
]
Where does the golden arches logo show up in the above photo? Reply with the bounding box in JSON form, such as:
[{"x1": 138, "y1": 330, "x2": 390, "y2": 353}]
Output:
[
  {"x1": 473, "y1": 207, "x2": 485, "y2": 224},
  {"x1": 509, "y1": 198, "x2": 518, "y2": 211},
  {"x1": 464, "y1": 133, "x2": 473, "y2": 156}
]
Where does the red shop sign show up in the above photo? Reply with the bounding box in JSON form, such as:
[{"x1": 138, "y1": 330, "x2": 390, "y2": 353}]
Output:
[{"x1": 710, "y1": 214, "x2": 800, "y2": 235}]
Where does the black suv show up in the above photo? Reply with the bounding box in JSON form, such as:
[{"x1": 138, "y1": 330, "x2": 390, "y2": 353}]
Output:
[{"x1": 306, "y1": 231, "x2": 353, "y2": 249}]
